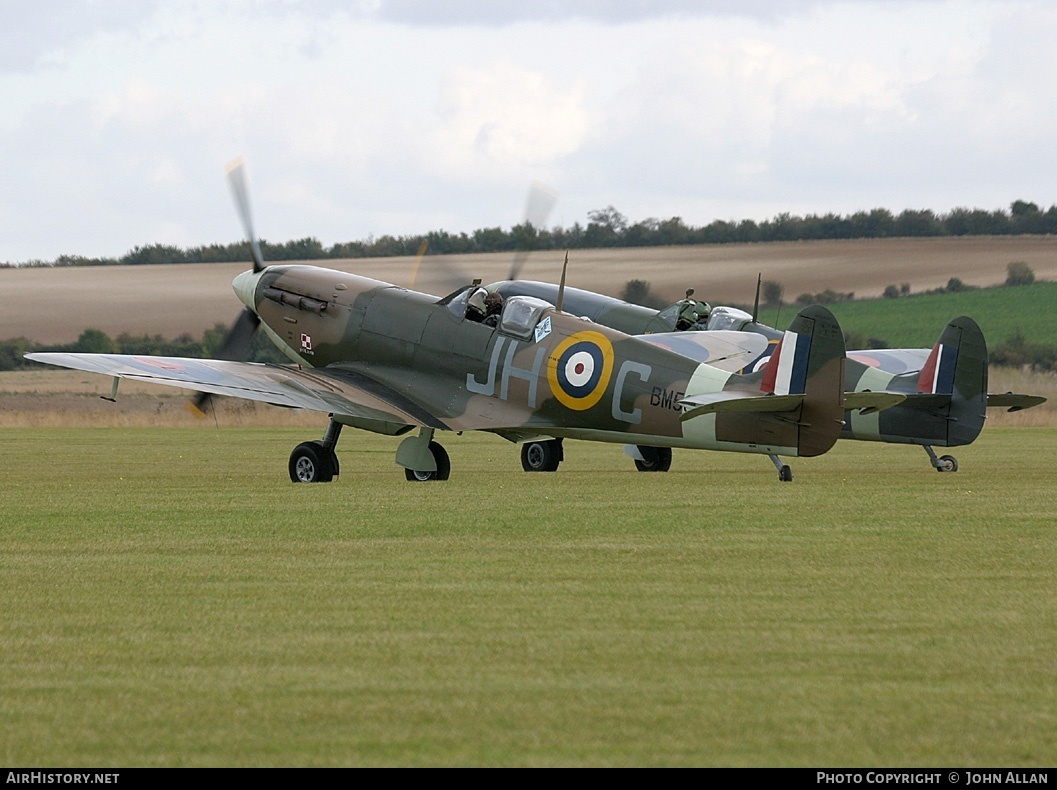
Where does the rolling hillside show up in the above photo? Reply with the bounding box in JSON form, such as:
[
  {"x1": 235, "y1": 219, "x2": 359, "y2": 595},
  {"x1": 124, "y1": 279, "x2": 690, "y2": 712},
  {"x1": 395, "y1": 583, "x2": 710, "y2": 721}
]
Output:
[
  {"x1": 3, "y1": 235, "x2": 1057, "y2": 344},
  {"x1": 755, "y1": 281, "x2": 1057, "y2": 349}
]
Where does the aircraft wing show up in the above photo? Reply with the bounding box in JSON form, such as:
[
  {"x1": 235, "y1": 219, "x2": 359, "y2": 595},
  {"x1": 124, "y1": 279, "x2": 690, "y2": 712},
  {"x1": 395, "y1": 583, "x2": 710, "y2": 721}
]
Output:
[
  {"x1": 847, "y1": 348, "x2": 929, "y2": 374},
  {"x1": 635, "y1": 330, "x2": 768, "y2": 372},
  {"x1": 24, "y1": 353, "x2": 447, "y2": 429}
]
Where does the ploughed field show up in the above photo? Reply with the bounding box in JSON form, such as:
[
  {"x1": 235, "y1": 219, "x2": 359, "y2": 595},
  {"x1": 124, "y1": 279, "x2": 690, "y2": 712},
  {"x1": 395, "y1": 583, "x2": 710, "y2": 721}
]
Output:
[{"x1": 5, "y1": 235, "x2": 1057, "y2": 344}]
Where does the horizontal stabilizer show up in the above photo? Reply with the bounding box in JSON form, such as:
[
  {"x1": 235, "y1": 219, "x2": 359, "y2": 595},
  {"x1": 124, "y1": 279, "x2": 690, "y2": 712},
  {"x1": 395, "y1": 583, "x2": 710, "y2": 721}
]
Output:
[
  {"x1": 987, "y1": 392, "x2": 1047, "y2": 412},
  {"x1": 680, "y1": 392, "x2": 805, "y2": 421},
  {"x1": 843, "y1": 391, "x2": 907, "y2": 414}
]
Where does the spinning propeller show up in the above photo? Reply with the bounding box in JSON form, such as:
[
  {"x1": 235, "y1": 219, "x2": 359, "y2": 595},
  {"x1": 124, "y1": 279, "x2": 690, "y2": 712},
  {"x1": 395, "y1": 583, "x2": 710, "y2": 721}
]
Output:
[
  {"x1": 190, "y1": 160, "x2": 266, "y2": 414},
  {"x1": 406, "y1": 180, "x2": 559, "y2": 293},
  {"x1": 508, "y1": 180, "x2": 559, "y2": 280}
]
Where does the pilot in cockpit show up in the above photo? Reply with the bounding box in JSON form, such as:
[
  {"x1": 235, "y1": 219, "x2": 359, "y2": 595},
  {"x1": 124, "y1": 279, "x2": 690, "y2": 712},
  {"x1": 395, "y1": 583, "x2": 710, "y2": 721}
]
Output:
[
  {"x1": 482, "y1": 292, "x2": 504, "y2": 327},
  {"x1": 675, "y1": 288, "x2": 712, "y2": 331},
  {"x1": 465, "y1": 288, "x2": 488, "y2": 323}
]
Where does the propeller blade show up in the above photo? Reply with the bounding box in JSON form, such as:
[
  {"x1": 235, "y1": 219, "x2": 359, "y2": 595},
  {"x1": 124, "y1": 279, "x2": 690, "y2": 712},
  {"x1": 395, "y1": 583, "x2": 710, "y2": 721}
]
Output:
[
  {"x1": 193, "y1": 160, "x2": 269, "y2": 415},
  {"x1": 226, "y1": 158, "x2": 267, "y2": 273},
  {"x1": 407, "y1": 239, "x2": 429, "y2": 289},
  {"x1": 508, "y1": 181, "x2": 558, "y2": 280},
  {"x1": 215, "y1": 307, "x2": 261, "y2": 361},
  {"x1": 191, "y1": 303, "x2": 262, "y2": 415}
]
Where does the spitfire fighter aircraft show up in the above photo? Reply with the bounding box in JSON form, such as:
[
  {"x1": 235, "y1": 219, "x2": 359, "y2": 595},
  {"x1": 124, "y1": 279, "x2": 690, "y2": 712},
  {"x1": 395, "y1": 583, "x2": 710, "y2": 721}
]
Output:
[
  {"x1": 25, "y1": 164, "x2": 887, "y2": 484},
  {"x1": 485, "y1": 278, "x2": 1046, "y2": 473}
]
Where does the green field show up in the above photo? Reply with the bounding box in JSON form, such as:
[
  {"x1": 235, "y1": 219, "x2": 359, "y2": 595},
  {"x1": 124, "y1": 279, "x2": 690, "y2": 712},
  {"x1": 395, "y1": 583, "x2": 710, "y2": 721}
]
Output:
[
  {"x1": 2, "y1": 426, "x2": 1055, "y2": 767},
  {"x1": 754, "y1": 281, "x2": 1057, "y2": 349}
]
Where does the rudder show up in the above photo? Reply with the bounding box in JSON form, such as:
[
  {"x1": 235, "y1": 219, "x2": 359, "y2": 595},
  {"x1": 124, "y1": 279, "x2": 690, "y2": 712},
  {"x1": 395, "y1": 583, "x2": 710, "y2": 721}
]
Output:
[
  {"x1": 722, "y1": 305, "x2": 846, "y2": 457},
  {"x1": 916, "y1": 316, "x2": 988, "y2": 446},
  {"x1": 783, "y1": 305, "x2": 846, "y2": 456}
]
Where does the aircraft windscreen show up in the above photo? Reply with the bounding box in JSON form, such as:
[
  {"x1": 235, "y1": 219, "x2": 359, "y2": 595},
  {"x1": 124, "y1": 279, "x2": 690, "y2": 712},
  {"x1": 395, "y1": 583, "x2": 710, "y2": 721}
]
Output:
[
  {"x1": 654, "y1": 303, "x2": 680, "y2": 330},
  {"x1": 443, "y1": 286, "x2": 476, "y2": 318}
]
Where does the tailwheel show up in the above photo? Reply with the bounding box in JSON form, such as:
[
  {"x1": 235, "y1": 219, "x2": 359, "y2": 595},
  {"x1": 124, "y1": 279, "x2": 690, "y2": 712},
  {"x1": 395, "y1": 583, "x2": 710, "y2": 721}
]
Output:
[
  {"x1": 521, "y1": 439, "x2": 563, "y2": 472},
  {"x1": 936, "y1": 455, "x2": 958, "y2": 473},
  {"x1": 289, "y1": 440, "x2": 337, "y2": 483},
  {"x1": 633, "y1": 446, "x2": 672, "y2": 472},
  {"x1": 924, "y1": 445, "x2": 958, "y2": 473},
  {"x1": 404, "y1": 441, "x2": 451, "y2": 481},
  {"x1": 769, "y1": 454, "x2": 793, "y2": 483}
]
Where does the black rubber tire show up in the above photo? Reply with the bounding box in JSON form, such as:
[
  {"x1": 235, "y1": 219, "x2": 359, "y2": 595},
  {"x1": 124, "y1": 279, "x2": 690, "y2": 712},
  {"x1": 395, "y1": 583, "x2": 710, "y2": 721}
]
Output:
[
  {"x1": 521, "y1": 439, "x2": 563, "y2": 472},
  {"x1": 404, "y1": 441, "x2": 451, "y2": 481},
  {"x1": 289, "y1": 441, "x2": 335, "y2": 483},
  {"x1": 937, "y1": 455, "x2": 958, "y2": 473},
  {"x1": 778, "y1": 465, "x2": 793, "y2": 483},
  {"x1": 633, "y1": 446, "x2": 672, "y2": 472}
]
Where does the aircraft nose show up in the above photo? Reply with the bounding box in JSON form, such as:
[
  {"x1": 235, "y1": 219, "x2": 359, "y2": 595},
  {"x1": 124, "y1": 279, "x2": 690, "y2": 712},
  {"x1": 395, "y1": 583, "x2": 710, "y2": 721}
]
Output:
[{"x1": 232, "y1": 269, "x2": 262, "y2": 310}]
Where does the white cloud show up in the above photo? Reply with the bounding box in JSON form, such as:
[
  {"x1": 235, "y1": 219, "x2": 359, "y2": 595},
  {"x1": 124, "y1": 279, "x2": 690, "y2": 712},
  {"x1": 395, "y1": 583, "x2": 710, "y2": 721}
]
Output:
[
  {"x1": 1, "y1": 1, "x2": 1056, "y2": 262},
  {"x1": 432, "y1": 62, "x2": 590, "y2": 179}
]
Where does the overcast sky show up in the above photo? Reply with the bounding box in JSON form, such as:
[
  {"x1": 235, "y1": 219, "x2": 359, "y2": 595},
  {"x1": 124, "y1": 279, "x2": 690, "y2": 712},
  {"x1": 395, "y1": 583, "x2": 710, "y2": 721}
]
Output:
[{"x1": 3, "y1": 0, "x2": 1056, "y2": 263}]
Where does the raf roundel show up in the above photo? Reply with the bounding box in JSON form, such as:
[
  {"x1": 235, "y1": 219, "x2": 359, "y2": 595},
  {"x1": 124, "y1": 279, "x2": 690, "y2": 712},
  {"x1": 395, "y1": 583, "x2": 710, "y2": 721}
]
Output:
[{"x1": 547, "y1": 331, "x2": 615, "y2": 410}]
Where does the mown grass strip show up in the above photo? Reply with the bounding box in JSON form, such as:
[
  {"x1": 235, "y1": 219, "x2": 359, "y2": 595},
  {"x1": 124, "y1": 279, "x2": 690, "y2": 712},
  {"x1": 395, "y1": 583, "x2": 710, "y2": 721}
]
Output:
[{"x1": 2, "y1": 427, "x2": 1055, "y2": 766}]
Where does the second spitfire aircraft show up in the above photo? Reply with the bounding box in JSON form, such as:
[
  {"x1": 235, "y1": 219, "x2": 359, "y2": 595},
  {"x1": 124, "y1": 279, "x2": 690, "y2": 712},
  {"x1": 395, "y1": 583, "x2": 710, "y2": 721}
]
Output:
[
  {"x1": 485, "y1": 278, "x2": 1046, "y2": 474},
  {"x1": 25, "y1": 163, "x2": 902, "y2": 484}
]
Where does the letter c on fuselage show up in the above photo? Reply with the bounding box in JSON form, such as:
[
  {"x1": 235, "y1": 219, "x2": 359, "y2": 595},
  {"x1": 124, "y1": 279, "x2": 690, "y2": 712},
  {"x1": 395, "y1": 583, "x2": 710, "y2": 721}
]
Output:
[{"x1": 613, "y1": 360, "x2": 651, "y2": 424}]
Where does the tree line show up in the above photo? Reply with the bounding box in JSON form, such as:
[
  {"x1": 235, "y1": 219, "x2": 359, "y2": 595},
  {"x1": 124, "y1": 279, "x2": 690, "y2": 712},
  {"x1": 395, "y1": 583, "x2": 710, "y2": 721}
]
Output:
[{"x1": 5, "y1": 200, "x2": 1057, "y2": 268}]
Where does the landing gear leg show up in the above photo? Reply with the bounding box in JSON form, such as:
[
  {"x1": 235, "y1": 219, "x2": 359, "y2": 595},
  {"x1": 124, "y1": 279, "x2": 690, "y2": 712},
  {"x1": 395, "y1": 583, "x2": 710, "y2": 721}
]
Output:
[
  {"x1": 769, "y1": 454, "x2": 793, "y2": 483},
  {"x1": 924, "y1": 445, "x2": 958, "y2": 472},
  {"x1": 321, "y1": 418, "x2": 342, "y2": 477},
  {"x1": 289, "y1": 416, "x2": 343, "y2": 483}
]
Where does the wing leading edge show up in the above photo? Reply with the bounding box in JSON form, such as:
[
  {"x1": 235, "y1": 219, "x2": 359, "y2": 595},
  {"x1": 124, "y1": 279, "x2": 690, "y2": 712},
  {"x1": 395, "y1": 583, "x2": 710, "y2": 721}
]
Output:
[{"x1": 24, "y1": 352, "x2": 446, "y2": 429}]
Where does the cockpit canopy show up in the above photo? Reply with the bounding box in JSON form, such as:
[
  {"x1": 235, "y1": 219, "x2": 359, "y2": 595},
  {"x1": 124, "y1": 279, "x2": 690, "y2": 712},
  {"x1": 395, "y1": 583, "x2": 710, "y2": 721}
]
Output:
[
  {"x1": 498, "y1": 296, "x2": 553, "y2": 338},
  {"x1": 704, "y1": 306, "x2": 753, "y2": 332},
  {"x1": 441, "y1": 286, "x2": 553, "y2": 338}
]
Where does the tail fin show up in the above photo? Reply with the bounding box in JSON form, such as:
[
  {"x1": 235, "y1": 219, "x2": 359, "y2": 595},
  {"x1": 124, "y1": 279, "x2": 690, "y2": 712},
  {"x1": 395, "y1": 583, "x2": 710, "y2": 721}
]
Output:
[
  {"x1": 915, "y1": 316, "x2": 988, "y2": 446},
  {"x1": 715, "y1": 305, "x2": 846, "y2": 457},
  {"x1": 781, "y1": 304, "x2": 847, "y2": 456}
]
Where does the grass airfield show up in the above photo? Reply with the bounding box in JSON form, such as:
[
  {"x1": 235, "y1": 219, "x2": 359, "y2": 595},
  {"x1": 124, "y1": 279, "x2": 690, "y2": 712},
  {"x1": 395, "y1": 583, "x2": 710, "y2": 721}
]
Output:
[{"x1": 2, "y1": 425, "x2": 1055, "y2": 767}]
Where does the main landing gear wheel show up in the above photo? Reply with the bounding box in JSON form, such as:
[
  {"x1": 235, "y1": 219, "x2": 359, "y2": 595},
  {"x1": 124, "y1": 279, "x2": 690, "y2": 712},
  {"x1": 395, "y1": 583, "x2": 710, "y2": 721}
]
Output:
[
  {"x1": 289, "y1": 440, "x2": 338, "y2": 483},
  {"x1": 404, "y1": 441, "x2": 451, "y2": 481},
  {"x1": 521, "y1": 439, "x2": 563, "y2": 472},
  {"x1": 633, "y1": 446, "x2": 672, "y2": 472}
]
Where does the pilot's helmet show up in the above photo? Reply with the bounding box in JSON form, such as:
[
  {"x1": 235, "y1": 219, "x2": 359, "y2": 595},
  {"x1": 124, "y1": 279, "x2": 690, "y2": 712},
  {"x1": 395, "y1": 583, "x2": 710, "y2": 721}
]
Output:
[
  {"x1": 467, "y1": 288, "x2": 487, "y2": 317},
  {"x1": 484, "y1": 292, "x2": 503, "y2": 312}
]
